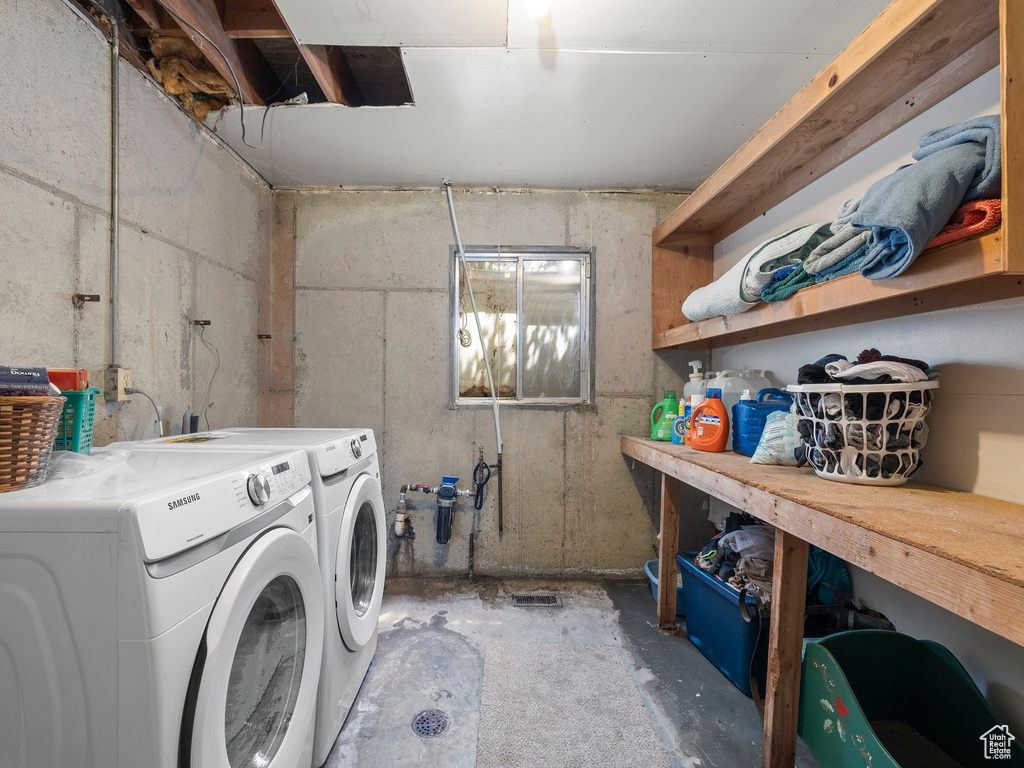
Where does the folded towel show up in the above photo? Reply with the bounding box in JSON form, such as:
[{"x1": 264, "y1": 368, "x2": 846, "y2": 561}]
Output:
[
  {"x1": 814, "y1": 241, "x2": 869, "y2": 283},
  {"x1": 833, "y1": 197, "x2": 861, "y2": 229},
  {"x1": 681, "y1": 222, "x2": 831, "y2": 321},
  {"x1": 804, "y1": 198, "x2": 870, "y2": 275},
  {"x1": 763, "y1": 265, "x2": 797, "y2": 290},
  {"x1": 926, "y1": 198, "x2": 1002, "y2": 249},
  {"x1": 915, "y1": 117, "x2": 1001, "y2": 200},
  {"x1": 761, "y1": 263, "x2": 816, "y2": 302},
  {"x1": 853, "y1": 115, "x2": 1001, "y2": 280}
]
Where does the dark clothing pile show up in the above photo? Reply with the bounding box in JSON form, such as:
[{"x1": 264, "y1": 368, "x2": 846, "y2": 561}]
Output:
[
  {"x1": 797, "y1": 349, "x2": 939, "y2": 386},
  {"x1": 697, "y1": 524, "x2": 776, "y2": 605},
  {"x1": 793, "y1": 350, "x2": 938, "y2": 479},
  {"x1": 693, "y1": 514, "x2": 852, "y2": 610}
]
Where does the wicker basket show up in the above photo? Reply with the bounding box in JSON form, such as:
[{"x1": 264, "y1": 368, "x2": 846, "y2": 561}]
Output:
[{"x1": 0, "y1": 396, "x2": 67, "y2": 493}]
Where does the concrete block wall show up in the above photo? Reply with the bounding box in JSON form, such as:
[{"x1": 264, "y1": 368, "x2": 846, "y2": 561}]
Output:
[
  {"x1": 283, "y1": 188, "x2": 707, "y2": 576},
  {"x1": 0, "y1": 0, "x2": 269, "y2": 442}
]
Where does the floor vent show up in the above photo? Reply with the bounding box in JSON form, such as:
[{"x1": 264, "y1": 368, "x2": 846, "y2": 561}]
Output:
[
  {"x1": 510, "y1": 593, "x2": 562, "y2": 607},
  {"x1": 411, "y1": 709, "x2": 449, "y2": 738}
]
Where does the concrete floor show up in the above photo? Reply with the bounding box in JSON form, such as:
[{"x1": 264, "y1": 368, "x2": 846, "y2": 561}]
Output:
[{"x1": 325, "y1": 578, "x2": 817, "y2": 768}]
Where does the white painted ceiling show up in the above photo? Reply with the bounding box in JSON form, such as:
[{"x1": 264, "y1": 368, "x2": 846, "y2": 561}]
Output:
[{"x1": 211, "y1": 0, "x2": 890, "y2": 189}]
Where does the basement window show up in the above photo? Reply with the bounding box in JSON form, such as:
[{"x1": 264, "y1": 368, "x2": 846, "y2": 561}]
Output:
[{"x1": 451, "y1": 248, "x2": 592, "y2": 405}]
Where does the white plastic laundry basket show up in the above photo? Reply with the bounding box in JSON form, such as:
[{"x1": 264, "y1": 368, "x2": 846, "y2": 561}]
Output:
[{"x1": 787, "y1": 381, "x2": 939, "y2": 486}]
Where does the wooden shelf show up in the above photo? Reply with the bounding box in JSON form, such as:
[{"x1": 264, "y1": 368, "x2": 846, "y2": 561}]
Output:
[
  {"x1": 624, "y1": 432, "x2": 1024, "y2": 766},
  {"x1": 639, "y1": 3, "x2": 1024, "y2": 763},
  {"x1": 654, "y1": 228, "x2": 1022, "y2": 349},
  {"x1": 654, "y1": 0, "x2": 999, "y2": 248},
  {"x1": 650, "y1": 0, "x2": 1024, "y2": 352},
  {"x1": 620, "y1": 436, "x2": 1024, "y2": 646}
]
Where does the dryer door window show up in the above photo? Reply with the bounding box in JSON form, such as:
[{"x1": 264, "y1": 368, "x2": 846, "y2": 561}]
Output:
[
  {"x1": 350, "y1": 501, "x2": 378, "y2": 617},
  {"x1": 336, "y1": 473, "x2": 387, "y2": 650},
  {"x1": 185, "y1": 520, "x2": 325, "y2": 768},
  {"x1": 225, "y1": 575, "x2": 306, "y2": 767}
]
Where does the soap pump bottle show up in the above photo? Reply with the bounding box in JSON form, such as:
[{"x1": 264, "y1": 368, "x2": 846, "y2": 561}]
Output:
[{"x1": 683, "y1": 360, "x2": 706, "y2": 400}]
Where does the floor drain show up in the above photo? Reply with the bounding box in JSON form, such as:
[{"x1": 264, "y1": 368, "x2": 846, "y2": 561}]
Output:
[
  {"x1": 510, "y1": 593, "x2": 562, "y2": 607},
  {"x1": 411, "y1": 709, "x2": 449, "y2": 738}
]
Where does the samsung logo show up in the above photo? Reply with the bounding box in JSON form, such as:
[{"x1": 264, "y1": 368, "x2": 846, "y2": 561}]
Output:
[{"x1": 168, "y1": 493, "x2": 201, "y2": 511}]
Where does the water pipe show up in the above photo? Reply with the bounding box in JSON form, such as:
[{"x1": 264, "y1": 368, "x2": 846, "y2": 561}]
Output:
[
  {"x1": 394, "y1": 480, "x2": 471, "y2": 544},
  {"x1": 108, "y1": 17, "x2": 120, "y2": 368},
  {"x1": 443, "y1": 181, "x2": 504, "y2": 537}
]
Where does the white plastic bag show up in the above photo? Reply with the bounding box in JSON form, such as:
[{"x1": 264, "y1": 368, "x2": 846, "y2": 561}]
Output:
[{"x1": 750, "y1": 408, "x2": 799, "y2": 465}]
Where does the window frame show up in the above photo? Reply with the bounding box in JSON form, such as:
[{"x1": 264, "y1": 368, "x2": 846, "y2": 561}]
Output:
[{"x1": 449, "y1": 245, "x2": 594, "y2": 408}]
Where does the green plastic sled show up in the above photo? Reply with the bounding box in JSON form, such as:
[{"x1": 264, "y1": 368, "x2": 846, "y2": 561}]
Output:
[{"x1": 799, "y1": 630, "x2": 1024, "y2": 767}]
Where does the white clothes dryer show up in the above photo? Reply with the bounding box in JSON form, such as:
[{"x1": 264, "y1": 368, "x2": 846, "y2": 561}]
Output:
[
  {"x1": 0, "y1": 445, "x2": 324, "y2": 768},
  {"x1": 129, "y1": 428, "x2": 387, "y2": 767}
]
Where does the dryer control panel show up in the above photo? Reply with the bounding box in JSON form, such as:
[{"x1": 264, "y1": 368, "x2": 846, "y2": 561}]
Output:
[
  {"x1": 135, "y1": 449, "x2": 312, "y2": 562},
  {"x1": 315, "y1": 431, "x2": 377, "y2": 478}
]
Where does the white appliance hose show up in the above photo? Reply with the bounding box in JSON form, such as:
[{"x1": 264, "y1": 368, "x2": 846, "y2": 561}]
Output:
[{"x1": 444, "y1": 183, "x2": 503, "y2": 454}]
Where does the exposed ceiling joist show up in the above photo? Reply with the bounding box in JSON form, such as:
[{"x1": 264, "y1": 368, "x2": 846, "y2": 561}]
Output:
[
  {"x1": 128, "y1": 0, "x2": 362, "y2": 106},
  {"x1": 130, "y1": 0, "x2": 291, "y2": 37},
  {"x1": 296, "y1": 44, "x2": 360, "y2": 105},
  {"x1": 268, "y1": 0, "x2": 360, "y2": 106},
  {"x1": 221, "y1": 0, "x2": 290, "y2": 38},
  {"x1": 125, "y1": 0, "x2": 164, "y2": 29},
  {"x1": 132, "y1": 0, "x2": 279, "y2": 104}
]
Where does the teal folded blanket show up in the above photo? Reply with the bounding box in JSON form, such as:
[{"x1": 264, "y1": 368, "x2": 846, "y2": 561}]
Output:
[
  {"x1": 814, "y1": 242, "x2": 869, "y2": 284},
  {"x1": 762, "y1": 263, "x2": 815, "y2": 302}
]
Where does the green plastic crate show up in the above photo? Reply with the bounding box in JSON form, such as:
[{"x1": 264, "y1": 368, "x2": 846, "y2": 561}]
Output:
[
  {"x1": 54, "y1": 387, "x2": 101, "y2": 455},
  {"x1": 799, "y1": 630, "x2": 1024, "y2": 767}
]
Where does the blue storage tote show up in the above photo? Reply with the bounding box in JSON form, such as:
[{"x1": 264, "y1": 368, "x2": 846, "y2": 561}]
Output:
[
  {"x1": 676, "y1": 552, "x2": 766, "y2": 697},
  {"x1": 644, "y1": 559, "x2": 685, "y2": 617}
]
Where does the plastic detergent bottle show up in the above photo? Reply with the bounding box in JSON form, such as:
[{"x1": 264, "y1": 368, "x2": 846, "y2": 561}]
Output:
[
  {"x1": 683, "y1": 394, "x2": 704, "y2": 446},
  {"x1": 743, "y1": 369, "x2": 772, "y2": 394},
  {"x1": 705, "y1": 370, "x2": 751, "y2": 450},
  {"x1": 683, "y1": 360, "x2": 706, "y2": 400},
  {"x1": 731, "y1": 388, "x2": 794, "y2": 457},
  {"x1": 671, "y1": 411, "x2": 687, "y2": 445},
  {"x1": 690, "y1": 389, "x2": 729, "y2": 453},
  {"x1": 650, "y1": 391, "x2": 680, "y2": 441}
]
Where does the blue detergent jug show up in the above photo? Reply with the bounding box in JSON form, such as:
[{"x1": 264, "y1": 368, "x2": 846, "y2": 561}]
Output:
[{"x1": 731, "y1": 388, "x2": 794, "y2": 457}]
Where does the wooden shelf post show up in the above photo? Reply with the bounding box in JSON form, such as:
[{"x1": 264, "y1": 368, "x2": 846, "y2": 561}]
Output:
[
  {"x1": 657, "y1": 472, "x2": 681, "y2": 629},
  {"x1": 762, "y1": 530, "x2": 810, "y2": 768}
]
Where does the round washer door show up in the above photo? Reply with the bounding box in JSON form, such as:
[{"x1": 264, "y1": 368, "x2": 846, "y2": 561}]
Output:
[
  {"x1": 336, "y1": 473, "x2": 386, "y2": 650},
  {"x1": 189, "y1": 527, "x2": 324, "y2": 768}
]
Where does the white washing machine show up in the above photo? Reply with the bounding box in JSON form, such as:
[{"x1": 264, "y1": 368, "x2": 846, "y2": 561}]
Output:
[
  {"x1": 129, "y1": 428, "x2": 387, "y2": 767},
  {"x1": 0, "y1": 444, "x2": 324, "y2": 768}
]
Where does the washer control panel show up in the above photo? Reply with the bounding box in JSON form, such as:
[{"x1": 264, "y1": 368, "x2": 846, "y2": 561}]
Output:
[
  {"x1": 315, "y1": 431, "x2": 377, "y2": 477},
  {"x1": 236, "y1": 451, "x2": 309, "y2": 507},
  {"x1": 137, "y1": 449, "x2": 311, "y2": 562}
]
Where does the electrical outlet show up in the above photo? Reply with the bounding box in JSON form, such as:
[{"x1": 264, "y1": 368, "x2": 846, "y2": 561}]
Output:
[{"x1": 104, "y1": 367, "x2": 133, "y2": 402}]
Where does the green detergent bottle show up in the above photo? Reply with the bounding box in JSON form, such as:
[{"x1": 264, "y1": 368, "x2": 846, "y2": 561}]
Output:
[{"x1": 650, "y1": 391, "x2": 680, "y2": 441}]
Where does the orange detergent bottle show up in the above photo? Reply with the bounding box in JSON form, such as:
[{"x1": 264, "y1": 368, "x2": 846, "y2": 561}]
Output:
[{"x1": 689, "y1": 388, "x2": 729, "y2": 452}]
